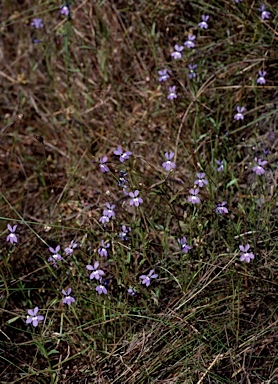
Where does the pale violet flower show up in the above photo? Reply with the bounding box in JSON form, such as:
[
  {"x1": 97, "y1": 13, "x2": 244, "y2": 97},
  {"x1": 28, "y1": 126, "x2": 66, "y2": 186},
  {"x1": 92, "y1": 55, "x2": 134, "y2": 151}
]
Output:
[
  {"x1": 177, "y1": 237, "x2": 192, "y2": 253},
  {"x1": 239, "y1": 244, "x2": 254, "y2": 263},
  {"x1": 6, "y1": 224, "x2": 18, "y2": 244},
  {"x1": 86, "y1": 262, "x2": 105, "y2": 280},
  {"x1": 234, "y1": 106, "x2": 245, "y2": 120},
  {"x1": 140, "y1": 269, "x2": 158, "y2": 287},
  {"x1": 129, "y1": 190, "x2": 143, "y2": 207},
  {"x1": 198, "y1": 15, "x2": 209, "y2": 29},
  {"x1": 188, "y1": 188, "x2": 201, "y2": 204},
  {"x1": 62, "y1": 288, "x2": 75, "y2": 306},
  {"x1": 64, "y1": 240, "x2": 77, "y2": 256},
  {"x1": 162, "y1": 152, "x2": 176, "y2": 171},
  {"x1": 113, "y1": 147, "x2": 132, "y2": 163},
  {"x1": 184, "y1": 34, "x2": 196, "y2": 49},
  {"x1": 188, "y1": 64, "x2": 197, "y2": 79},
  {"x1": 158, "y1": 69, "x2": 170, "y2": 82},
  {"x1": 215, "y1": 202, "x2": 228, "y2": 215},
  {"x1": 26, "y1": 307, "x2": 44, "y2": 327},
  {"x1": 253, "y1": 159, "x2": 267, "y2": 175},
  {"x1": 194, "y1": 172, "x2": 208, "y2": 188},
  {"x1": 96, "y1": 278, "x2": 108, "y2": 294},
  {"x1": 171, "y1": 44, "x2": 184, "y2": 60},
  {"x1": 258, "y1": 4, "x2": 270, "y2": 20},
  {"x1": 167, "y1": 86, "x2": 177, "y2": 100},
  {"x1": 257, "y1": 70, "x2": 266, "y2": 85}
]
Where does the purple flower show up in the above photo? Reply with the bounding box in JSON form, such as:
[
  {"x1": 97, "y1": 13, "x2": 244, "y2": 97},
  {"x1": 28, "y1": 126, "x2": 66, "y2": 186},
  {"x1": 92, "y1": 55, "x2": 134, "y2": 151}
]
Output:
[
  {"x1": 184, "y1": 34, "x2": 196, "y2": 49},
  {"x1": 26, "y1": 307, "x2": 44, "y2": 327},
  {"x1": 99, "y1": 157, "x2": 110, "y2": 173},
  {"x1": 96, "y1": 278, "x2": 108, "y2": 294},
  {"x1": 198, "y1": 15, "x2": 209, "y2": 29},
  {"x1": 128, "y1": 288, "x2": 136, "y2": 296},
  {"x1": 188, "y1": 188, "x2": 201, "y2": 204},
  {"x1": 216, "y1": 159, "x2": 224, "y2": 172},
  {"x1": 162, "y1": 152, "x2": 176, "y2": 171},
  {"x1": 129, "y1": 190, "x2": 143, "y2": 207},
  {"x1": 194, "y1": 172, "x2": 208, "y2": 188},
  {"x1": 258, "y1": 4, "x2": 270, "y2": 20},
  {"x1": 139, "y1": 269, "x2": 158, "y2": 287},
  {"x1": 30, "y1": 18, "x2": 44, "y2": 29},
  {"x1": 158, "y1": 69, "x2": 170, "y2": 82},
  {"x1": 62, "y1": 288, "x2": 75, "y2": 306},
  {"x1": 105, "y1": 203, "x2": 115, "y2": 218},
  {"x1": 98, "y1": 240, "x2": 110, "y2": 257},
  {"x1": 6, "y1": 224, "x2": 18, "y2": 244},
  {"x1": 239, "y1": 244, "x2": 255, "y2": 263},
  {"x1": 171, "y1": 44, "x2": 184, "y2": 60},
  {"x1": 119, "y1": 225, "x2": 131, "y2": 241},
  {"x1": 167, "y1": 86, "x2": 177, "y2": 100},
  {"x1": 177, "y1": 237, "x2": 192, "y2": 253},
  {"x1": 233, "y1": 0, "x2": 242, "y2": 3},
  {"x1": 188, "y1": 64, "x2": 197, "y2": 79},
  {"x1": 113, "y1": 147, "x2": 132, "y2": 163},
  {"x1": 60, "y1": 5, "x2": 70, "y2": 16},
  {"x1": 216, "y1": 202, "x2": 228, "y2": 215},
  {"x1": 86, "y1": 261, "x2": 105, "y2": 280},
  {"x1": 234, "y1": 106, "x2": 245, "y2": 120},
  {"x1": 253, "y1": 158, "x2": 267, "y2": 175},
  {"x1": 257, "y1": 70, "x2": 266, "y2": 85},
  {"x1": 99, "y1": 210, "x2": 110, "y2": 225},
  {"x1": 48, "y1": 245, "x2": 62, "y2": 263},
  {"x1": 64, "y1": 240, "x2": 77, "y2": 256}
]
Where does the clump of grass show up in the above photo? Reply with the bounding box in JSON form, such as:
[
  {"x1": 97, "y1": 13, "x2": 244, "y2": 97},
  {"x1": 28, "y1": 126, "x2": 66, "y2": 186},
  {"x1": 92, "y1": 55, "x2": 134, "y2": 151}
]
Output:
[{"x1": 0, "y1": 0, "x2": 278, "y2": 383}]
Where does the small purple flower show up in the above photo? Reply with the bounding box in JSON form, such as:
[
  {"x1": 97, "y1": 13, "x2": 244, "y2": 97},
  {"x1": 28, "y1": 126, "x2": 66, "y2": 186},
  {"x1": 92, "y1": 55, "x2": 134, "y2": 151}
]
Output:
[
  {"x1": 60, "y1": 5, "x2": 70, "y2": 16},
  {"x1": 26, "y1": 307, "x2": 44, "y2": 327},
  {"x1": 129, "y1": 190, "x2": 143, "y2": 207},
  {"x1": 233, "y1": 0, "x2": 242, "y2": 3},
  {"x1": 167, "y1": 86, "x2": 177, "y2": 100},
  {"x1": 188, "y1": 188, "x2": 201, "y2": 204},
  {"x1": 119, "y1": 225, "x2": 131, "y2": 241},
  {"x1": 48, "y1": 245, "x2": 62, "y2": 263},
  {"x1": 177, "y1": 237, "x2": 192, "y2": 253},
  {"x1": 105, "y1": 203, "x2": 115, "y2": 218},
  {"x1": 184, "y1": 34, "x2": 196, "y2": 49},
  {"x1": 30, "y1": 18, "x2": 44, "y2": 29},
  {"x1": 86, "y1": 261, "x2": 105, "y2": 280},
  {"x1": 194, "y1": 172, "x2": 208, "y2": 188},
  {"x1": 98, "y1": 240, "x2": 110, "y2": 257},
  {"x1": 99, "y1": 210, "x2": 110, "y2": 225},
  {"x1": 128, "y1": 288, "x2": 136, "y2": 296},
  {"x1": 158, "y1": 69, "x2": 170, "y2": 82},
  {"x1": 139, "y1": 269, "x2": 158, "y2": 287},
  {"x1": 171, "y1": 44, "x2": 184, "y2": 60},
  {"x1": 257, "y1": 70, "x2": 266, "y2": 85},
  {"x1": 188, "y1": 64, "x2": 197, "y2": 79},
  {"x1": 99, "y1": 157, "x2": 110, "y2": 173},
  {"x1": 64, "y1": 240, "x2": 77, "y2": 256},
  {"x1": 162, "y1": 152, "x2": 176, "y2": 171},
  {"x1": 234, "y1": 106, "x2": 245, "y2": 120},
  {"x1": 62, "y1": 288, "x2": 75, "y2": 306},
  {"x1": 216, "y1": 202, "x2": 228, "y2": 215},
  {"x1": 96, "y1": 278, "x2": 108, "y2": 294},
  {"x1": 6, "y1": 224, "x2": 18, "y2": 244},
  {"x1": 239, "y1": 244, "x2": 255, "y2": 263},
  {"x1": 113, "y1": 147, "x2": 132, "y2": 163},
  {"x1": 198, "y1": 15, "x2": 209, "y2": 29},
  {"x1": 216, "y1": 159, "x2": 224, "y2": 172},
  {"x1": 258, "y1": 4, "x2": 270, "y2": 20},
  {"x1": 253, "y1": 158, "x2": 267, "y2": 175}
]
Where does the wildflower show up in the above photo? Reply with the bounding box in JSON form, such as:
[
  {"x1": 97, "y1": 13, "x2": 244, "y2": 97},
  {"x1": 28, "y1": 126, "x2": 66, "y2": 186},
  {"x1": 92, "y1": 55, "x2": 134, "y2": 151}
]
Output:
[
  {"x1": 62, "y1": 288, "x2": 75, "y2": 306},
  {"x1": 6, "y1": 224, "x2": 18, "y2": 244},
  {"x1": 86, "y1": 261, "x2": 105, "y2": 280},
  {"x1": 258, "y1": 4, "x2": 270, "y2": 20},
  {"x1": 239, "y1": 244, "x2": 255, "y2": 263},
  {"x1": 162, "y1": 152, "x2": 176, "y2": 171},
  {"x1": 234, "y1": 106, "x2": 245, "y2": 120},
  {"x1": 98, "y1": 240, "x2": 110, "y2": 257},
  {"x1": 233, "y1": 0, "x2": 242, "y2": 3},
  {"x1": 64, "y1": 240, "x2": 77, "y2": 256},
  {"x1": 99, "y1": 157, "x2": 110, "y2": 173},
  {"x1": 216, "y1": 202, "x2": 228, "y2": 215},
  {"x1": 167, "y1": 86, "x2": 177, "y2": 100},
  {"x1": 198, "y1": 15, "x2": 209, "y2": 29},
  {"x1": 253, "y1": 158, "x2": 267, "y2": 175},
  {"x1": 48, "y1": 245, "x2": 62, "y2": 263},
  {"x1": 188, "y1": 64, "x2": 197, "y2": 79},
  {"x1": 257, "y1": 70, "x2": 266, "y2": 85},
  {"x1": 194, "y1": 172, "x2": 208, "y2": 188},
  {"x1": 26, "y1": 307, "x2": 44, "y2": 327},
  {"x1": 119, "y1": 225, "x2": 131, "y2": 241},
  {"x1": 96, "y1": 278, "x2": 108, "y2": 294},
  {"x1": 105, "y1": 203, "x2": 115, "y2": 218},
  {"x1": 60, "y1": 5, "x2": 70, "y2": 16},
  {"x1": 188, "y1": 188, "x2": 201, "y2": 204},
  {"x1": 177, "y1": 237, "x2": 192, "y2": 253},
  {"x1": 129, "y1": 190, "x2": 143, "y2": 207},
  {"x1": 140, "y1": 269, "x2": 158, "y2": 287},
  {"x1": 113, "y1": 147, "x2": 132, "y2": 163},
  {"x1": 118, "y1": 170, "x2": 128, "y2": 189},
  {"x1": 158, "y1": 69, "x2": 170, "y2": 82},
  {"x1": 99, "y1": 210, "x2": 110, "y2": 225},
  {"x1": 30, "y1": 18, "x2": 44, "y2": 29},
  {"x1": 171, "y1": 44, "x2": 184, "y2": 60},
  {"x1": 128, "y1": 288, "x2": 136, "y2": 296},
  {"x1": 216, "y1": 159, "x2": 224, "y2": 172},
  {"x1": 184, "y1": 34, "x2": 196, "y2": 49}
]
